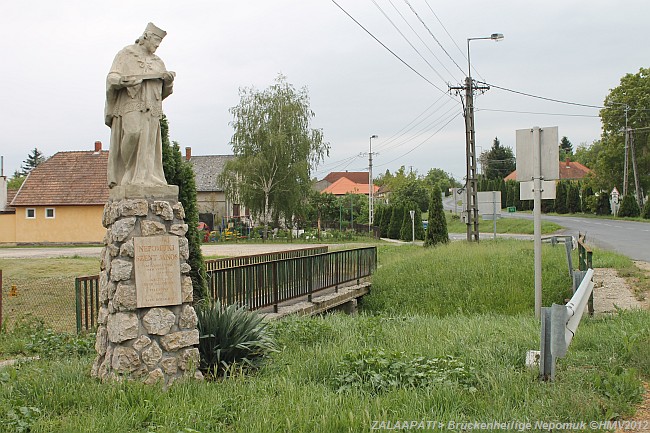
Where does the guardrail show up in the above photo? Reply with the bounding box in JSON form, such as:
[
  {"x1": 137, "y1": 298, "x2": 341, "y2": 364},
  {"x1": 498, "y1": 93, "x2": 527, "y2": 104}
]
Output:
[
  {"x1": 540, "y1": 268, "x2": 594, "y2": 381},
  {"x1": 207, "y1": 246, "x2": 377, "y2": 312},
  {"x1": 204, "y1": 246, "x2": 328, "y2": 271}
]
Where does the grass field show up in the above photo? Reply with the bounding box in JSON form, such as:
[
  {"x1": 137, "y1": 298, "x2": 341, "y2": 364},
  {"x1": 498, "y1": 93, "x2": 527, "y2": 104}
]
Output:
[{"x1": 0, "y1": 241, "x2": 648, "y2": 432}]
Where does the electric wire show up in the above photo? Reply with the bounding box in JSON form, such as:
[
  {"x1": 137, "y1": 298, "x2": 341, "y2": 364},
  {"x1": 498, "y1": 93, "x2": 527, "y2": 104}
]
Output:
[
  {"x1": 331, "y1": 0, "x2": 448, "y2": 94},
  {"x1": 370, "y1": 0, "x2": 451, "y2": 84},
  {"x1": 479, "y1": 81, "x2": 605, "y2": 109},
  {"x1": 477, "y1": 108, "x2": 600, "y2": 118},
  {"x1": 375, "y1": 110, "x2": 462, "y2": 168},
  {"x1": 403, "y1": 0, "x2": 466, "y2": 76},
  {"x1": 383, "y1": 0, "x2": 459, "y2": 83}
]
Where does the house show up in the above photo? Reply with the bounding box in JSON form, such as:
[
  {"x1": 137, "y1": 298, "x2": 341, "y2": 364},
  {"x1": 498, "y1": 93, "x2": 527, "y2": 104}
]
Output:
[
  {"x1": 185, "y1": 147, "x2": 247, "y2": 231},
  {"x1": 504, "y1": 159, "x2": 593, "y2": 181},
  {"x1": 315, "y1": 171, "x2": 371, "y2": 192},
  {"x1": 1, "y1": 141, "x2": 109, "y2": 244},
  {"x1": 320, "y1": 177, "x2": 379, "y2": 196}
]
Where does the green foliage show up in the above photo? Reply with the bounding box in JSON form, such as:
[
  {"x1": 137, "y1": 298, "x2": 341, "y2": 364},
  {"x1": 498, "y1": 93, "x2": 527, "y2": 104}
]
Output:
[
  {"x1": 20, "y1": 148, "x2": 45, "y2": 176},
  {"x1": 593, "y1": 367, "x2": 644, "y2": 411},
  {"x1": 195, "y1": 299, "x2": 277, "y2": 377},
  {"x1": 379, "y1": 205, "x2": 391, "y2": 237},
  {"x1": 642, "y1": 199, "x2": 650, "y2": 219},
  {"x1": 3, "y1": 405, "x2": 42, "y2": 433},
  {"x1": 566, "y1": 181, "x2": 581, "y2": 213},
  {"x1": 387, "y1": 205, "x2": 403, "y2": 240},
  {"x1": 595, "y1": 191, "x2": 612, "y2": 215},
  {"x1": 271, "y1": 316, "x2": 334, "y2": 346},
  {"x1": 559, "y1": 136, "x2": 573, "y2": 160},
  {"x1": 618, "y1": 194, "x2": 641, "y2": 217},
  {"x1": 480, "y1": 137, "x2": 516, "y2": 179},
  {"x1": 391, "y1": 178, "x2": 429, "y2": 213},
  {"x1": 424, "y1": 186, "x2": 448, "y2": 247},
  {"x1": 7, "y1": 171, "x2": 25, "y2": 189},
  {"x1": 423, "y1": 168, "x2": 458, "y2": 196},
  {"x1": 555, "y1": 181, "x2": 568, "y2": 214},
  {"x1": 333, "y1": 349, "x2": 476, "y2": 394},
  {"x1": 0, "y1": 317, "x2": 94, "y2": 358},
  {"x1": 219, "y1": 74, "x2": 329, "y2": 236},
  {"x1": 161, "y1": 116, "x2": 208, "y2": 301}
]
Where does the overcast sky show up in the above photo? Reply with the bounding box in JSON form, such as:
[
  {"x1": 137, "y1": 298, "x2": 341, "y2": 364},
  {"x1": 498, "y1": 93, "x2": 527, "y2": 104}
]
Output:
[{"x1": 1, "y1": 1, "x2": 646, "y2": 183}]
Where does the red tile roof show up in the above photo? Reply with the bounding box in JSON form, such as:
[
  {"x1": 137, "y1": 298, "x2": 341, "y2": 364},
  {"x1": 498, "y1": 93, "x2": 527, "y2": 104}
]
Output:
[
  {"x1": 323, "y1": 171, "x2": 370, "y2": 185},
  {"x1": 321, "y1": 177, "x2": 379, "y2": 196},
  {"x1": 504, "y1": 160, "x2": 593, "y2": 181},
  {"x1": 11, "y1": 151, "x2": 109, "y2": 206}
]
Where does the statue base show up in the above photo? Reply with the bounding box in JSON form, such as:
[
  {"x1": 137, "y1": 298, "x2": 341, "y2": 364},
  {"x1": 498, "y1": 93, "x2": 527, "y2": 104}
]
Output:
[{"x1": 91, "y1": 189, "x2": 202, "y2": 386}]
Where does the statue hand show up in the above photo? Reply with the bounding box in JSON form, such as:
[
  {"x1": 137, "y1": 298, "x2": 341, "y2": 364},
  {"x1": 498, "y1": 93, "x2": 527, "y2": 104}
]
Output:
[
  {"x1": 120, "y1": 76, "x2": 143, "y2": 87},
  {"x1": 163, "y1": 71, "x2": 176, "y2": 83}
]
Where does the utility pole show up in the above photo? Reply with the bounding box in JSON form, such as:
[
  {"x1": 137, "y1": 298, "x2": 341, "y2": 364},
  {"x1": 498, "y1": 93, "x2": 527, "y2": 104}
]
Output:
[
  {"x1": 623, "y1": 106, "x2": 629, "y2": 196},
  {"x1": 368, "y1": 135, "x2": 378, "y2": 229},
  {"x1": 629, "y1": 130, "x2": 644, "y2": 208},
  {"x1": 449, "y1": 33, "x2": 503, "y2": 242}
]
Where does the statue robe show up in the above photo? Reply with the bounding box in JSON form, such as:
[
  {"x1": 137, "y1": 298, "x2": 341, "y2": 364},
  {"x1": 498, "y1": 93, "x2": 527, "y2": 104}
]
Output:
[{"x1": 105, "y1": 44, "x2": 173, "y2": 188}]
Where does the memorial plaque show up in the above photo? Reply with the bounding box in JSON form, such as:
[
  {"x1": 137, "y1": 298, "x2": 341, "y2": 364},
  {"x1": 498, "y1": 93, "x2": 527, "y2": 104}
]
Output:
[{"x1": 134, "y1": 236, "x2": 182, "y2": 308}]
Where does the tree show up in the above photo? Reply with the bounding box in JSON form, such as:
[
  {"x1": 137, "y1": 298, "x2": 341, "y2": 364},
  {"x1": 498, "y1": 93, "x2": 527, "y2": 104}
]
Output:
[
  {"x1": 599, "y1": 68, "x2": 650, "y2": 196},
  {"x1": 595, "y1": 192, "x2": 611, "y2": 215},
  {"x1": 424, "y1": 186, "x2": 448, "y2": 247},
  {"x1": 219, "y1": 75, "x2": 329, "y2": 238},
  {"x1": 388, "y1": 205, "x2": 403, "y2": 240},
  {"x1": 379, "y1": 205, "x2": 392, "y2": 237},
  {"x1": 642, "y1": 200, "x2": 650, "y2": 219},
  {"x1": 555, "y1": 181, "x2": 568, "y2": 214},
  {"x1": 391, "y1": 178, "x2": 429, "y2": 213},
  {"x1": 559, "y1": 136, "x2": 573, "y2": 160},
  {"x1": 566, "y1": 181, "x2": 581, "y2": 214},
  {"x1": 618, "y1": 194, "x2": 640, "y2": 218},
  {"x1": 480, "y1": 137, "x2": 516, "y2": 179},
  {"x1": 21, "y1": 148, "x2": 45, "y2": 176},
  {"x1": 161, "y1": 116, "x2": 208, "y2": 301},
  {"x1": 423, "y1": 168, "x2": 458, "y2": 196},
  {"x1": 7, "y1": 170, "x2": 26, "y2": 189}
]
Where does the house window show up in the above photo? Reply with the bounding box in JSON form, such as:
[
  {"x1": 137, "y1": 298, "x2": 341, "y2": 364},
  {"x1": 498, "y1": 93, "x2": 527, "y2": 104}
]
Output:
[
  {"x1": 233, "y1": 204, "x2": 241, "y2": 217},
  {"x1": 26, "y1": 208, "x2": 36, "y2": 219},
  {"x1": 45, "y1": 208, "x2": 55, "y2": 219}
]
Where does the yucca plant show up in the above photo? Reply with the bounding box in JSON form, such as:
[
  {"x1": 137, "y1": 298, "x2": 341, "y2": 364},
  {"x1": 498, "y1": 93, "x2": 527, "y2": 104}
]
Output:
[{"x1": 195, "y1": 299, "x2": 277, "y2": 377}]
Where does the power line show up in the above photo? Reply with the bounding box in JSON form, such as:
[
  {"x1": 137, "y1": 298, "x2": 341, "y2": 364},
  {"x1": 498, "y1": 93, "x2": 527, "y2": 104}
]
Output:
[
  {"x1": 384, "y1": 0, "x2": 459, "y2": 83},
  {"x1": 479, "y1": 81, "x2": 604, "y2": 109},
  {"x1": 375, "y1": 111, "x2": 462, "y2": 168},
  {"x1": 477, "y1": 108, "x2": 600, "y2": 118},
  {"x1": 403, "y1": 0, "x2": 466, "y2": 76},
  {"x1": 330, "y1": 0, "x2": 447, "y2": 94}
]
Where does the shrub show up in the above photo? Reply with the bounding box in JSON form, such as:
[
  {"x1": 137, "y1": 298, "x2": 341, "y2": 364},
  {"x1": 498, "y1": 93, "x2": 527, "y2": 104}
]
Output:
[
  {"x1": 595, "y1": 192, "x2": 611, "y2": 215},
  {"x1": 618, "y1": 195, "x2": 640, "y2": 218},
  {"x1": 642, "y1": 200, "x2": 650, "y2": 219},
  {"x1": 195, "y1": 299, "x2": 277, "y2": 377},
  {"x1": 424, "y1": 186, "x2": 448, "y2": 247}
]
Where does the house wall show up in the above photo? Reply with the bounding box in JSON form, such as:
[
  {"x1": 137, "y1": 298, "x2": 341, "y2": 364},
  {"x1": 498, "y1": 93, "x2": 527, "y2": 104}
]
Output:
[
  {"x1": 0, "y1": 212, "x2": 16, "y2": 243},
  {"x1": 14, "y1": 205, "x2": 104, "y2": 243}
]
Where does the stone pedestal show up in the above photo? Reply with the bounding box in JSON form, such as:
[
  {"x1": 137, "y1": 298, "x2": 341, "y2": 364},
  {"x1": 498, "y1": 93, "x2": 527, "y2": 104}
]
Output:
[{"x1": 91, "y1": 186, "x2": 201, "y2": 385}]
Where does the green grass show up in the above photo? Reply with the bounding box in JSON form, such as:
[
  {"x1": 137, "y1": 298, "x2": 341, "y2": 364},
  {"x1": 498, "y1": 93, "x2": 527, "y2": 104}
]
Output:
[
  {"x1": 444, "y1": 213, "x2": 562, "y2": 235},
  {"x1": 366, "y1": 241, "x2": 572, "y2": 315},
  {"x1": 0, "y1": 241, "x2": 648, "y2": 431}
]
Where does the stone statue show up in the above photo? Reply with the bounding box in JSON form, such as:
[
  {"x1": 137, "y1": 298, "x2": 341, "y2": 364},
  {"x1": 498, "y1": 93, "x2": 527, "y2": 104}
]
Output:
[{"x1": 105, "y1": 23, "x2": 175, "y2": 188}]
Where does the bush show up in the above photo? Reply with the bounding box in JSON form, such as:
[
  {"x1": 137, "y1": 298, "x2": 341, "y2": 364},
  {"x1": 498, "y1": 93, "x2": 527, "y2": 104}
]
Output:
[
  {"x1": 595, "y1": 192, "x2": 611, "y2": 215},
  {"x1": 195, "y1": 299, "x2": 277, "y2": 377},
  {"x1": 642, "y1": 200, "x2": 650, "y2": 219},
  {"x1": 618, "y1": 195, "x2": 640, "y2": 218}
]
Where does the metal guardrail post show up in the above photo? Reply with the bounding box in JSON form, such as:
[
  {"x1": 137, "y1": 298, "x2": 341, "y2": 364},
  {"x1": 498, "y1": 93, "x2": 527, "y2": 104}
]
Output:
[
  {"x1": 540, "y1": 268, "x2": 594, "y2": 381},
  {"x1": 307, "y1": 256, "x2": 313, "y2": 303},
  {"x1": 272, "y1": 261, "x2": 279, "y2": 313}
]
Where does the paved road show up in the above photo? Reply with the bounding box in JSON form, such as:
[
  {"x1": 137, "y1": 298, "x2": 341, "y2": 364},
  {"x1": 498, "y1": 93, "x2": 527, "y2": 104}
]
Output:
[{"x1": 502, "y1": 213, "x2": 650, "y2": 262}]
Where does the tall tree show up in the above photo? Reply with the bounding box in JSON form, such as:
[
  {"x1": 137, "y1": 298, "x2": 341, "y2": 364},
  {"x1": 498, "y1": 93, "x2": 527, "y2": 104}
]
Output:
[
  {"x1": 599, "y1": 68, "x2": 650, "y2": 199},
  {"x1": 559, "y1": 136, "x2": 573, "y2": 160},
  {"x1": 480, "y1": 137, "x2": 516, "y2": 179},
  {"x1": 21, "y1": 148, "x2": 46, "y2": 176},
  {"x1": 424, "y1": 186, "x2": 449, "y2": 247},
  {"x1": 219, "y1": 75, "x2": 329, "y2": 238},
  {"x1": 161, "y1": 116, "x2": 208, "y2": 301}
]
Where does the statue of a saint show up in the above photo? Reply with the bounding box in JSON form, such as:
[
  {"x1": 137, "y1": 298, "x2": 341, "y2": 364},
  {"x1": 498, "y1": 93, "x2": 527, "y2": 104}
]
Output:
[{"x1": 105, "y1": 22, "x2": 175, "y2": 188}]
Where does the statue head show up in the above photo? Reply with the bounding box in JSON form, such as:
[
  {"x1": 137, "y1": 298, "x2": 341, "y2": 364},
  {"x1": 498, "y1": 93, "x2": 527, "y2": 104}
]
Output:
[{"x1": 135, "y1": 22, "x2": 167, "y2": 53}]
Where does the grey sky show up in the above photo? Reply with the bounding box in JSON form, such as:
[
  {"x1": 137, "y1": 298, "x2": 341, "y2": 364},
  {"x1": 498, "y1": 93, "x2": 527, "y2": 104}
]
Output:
[{"x1": 1, "y1": 1, "x2": 646, "y2": 183}]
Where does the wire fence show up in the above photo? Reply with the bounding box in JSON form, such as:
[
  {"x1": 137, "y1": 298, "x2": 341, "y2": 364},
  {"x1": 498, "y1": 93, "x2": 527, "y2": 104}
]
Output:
[{"x1": 0, "y1": 273, "x2": 78, "y2": 333}]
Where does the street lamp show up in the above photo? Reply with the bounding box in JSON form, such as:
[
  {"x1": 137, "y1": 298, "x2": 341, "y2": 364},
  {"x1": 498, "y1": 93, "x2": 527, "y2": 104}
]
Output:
[
  {"x1": 462, "y1": 33, "x2": 504, "y2": 242},
  {"x1": 369, "y1": 135, "x2": 378, "y2": 229}
]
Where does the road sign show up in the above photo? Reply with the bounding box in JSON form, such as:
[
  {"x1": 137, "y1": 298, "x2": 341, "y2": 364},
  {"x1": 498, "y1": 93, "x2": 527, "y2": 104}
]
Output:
[{"x1": 516, "y1": 127, "x2": 559, "y2": 181}]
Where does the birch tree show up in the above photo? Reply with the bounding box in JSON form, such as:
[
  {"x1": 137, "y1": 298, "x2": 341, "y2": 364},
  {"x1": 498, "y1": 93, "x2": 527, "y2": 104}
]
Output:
[{"x1": 219, "y1": 75, "x2": 329, "y2": 238}]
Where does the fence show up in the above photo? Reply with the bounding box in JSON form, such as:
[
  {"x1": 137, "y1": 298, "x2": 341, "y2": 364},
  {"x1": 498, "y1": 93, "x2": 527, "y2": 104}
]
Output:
[
  {"x1": 0, "y1": 273, "x2": 80, "y2": 333},
  {"x1": 204, "y1": 246, "x2": 328, "y2": 271},
  {"x1": 207, "y1": 247, "x2": 377, "y2": 312}
]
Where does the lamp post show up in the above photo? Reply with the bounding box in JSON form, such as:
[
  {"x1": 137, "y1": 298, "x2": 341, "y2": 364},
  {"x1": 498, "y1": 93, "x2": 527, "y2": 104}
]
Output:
[
  {"x1": 369, "y1": 134, "x2": 378, "y2": 229},
  {"x1": 462, "y1": 33, "x2": 503, "y2": 242}
]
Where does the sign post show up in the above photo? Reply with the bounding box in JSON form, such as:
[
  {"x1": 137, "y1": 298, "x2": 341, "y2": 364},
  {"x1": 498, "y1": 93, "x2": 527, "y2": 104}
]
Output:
[
  {"x1": 409, "y1": 210, "x2": 415, "y2": 243},
  {"x1": 516, "y1": 126, "x2": 559, "y2": 319}
]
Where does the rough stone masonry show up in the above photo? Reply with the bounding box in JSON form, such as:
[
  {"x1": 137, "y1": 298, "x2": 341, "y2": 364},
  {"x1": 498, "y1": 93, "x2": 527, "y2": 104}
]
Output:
[{"x1": 91, "y1": 191, "x2": 202, "y2": 386}]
